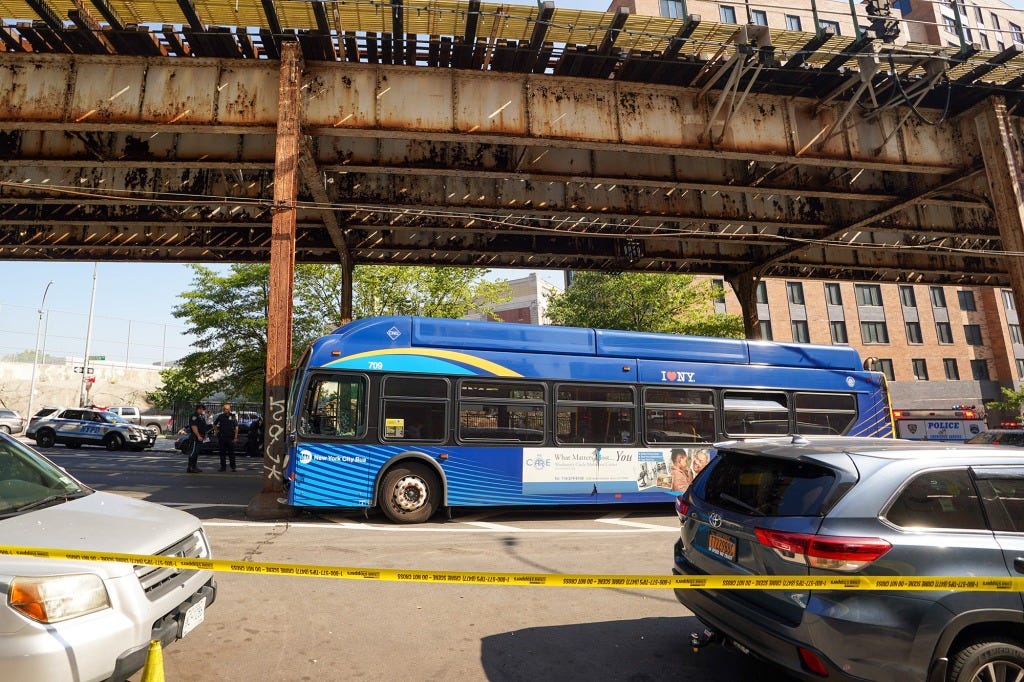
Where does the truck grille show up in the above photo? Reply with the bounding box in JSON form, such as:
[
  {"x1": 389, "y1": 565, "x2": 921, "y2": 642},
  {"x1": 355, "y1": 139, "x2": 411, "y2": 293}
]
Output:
[{"x1": 134, "y1": 530, "x2": 209, "y2": 600}]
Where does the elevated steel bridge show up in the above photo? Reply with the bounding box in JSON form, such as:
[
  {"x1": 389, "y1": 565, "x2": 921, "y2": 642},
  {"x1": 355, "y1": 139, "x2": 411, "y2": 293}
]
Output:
[{"x1": 6, "y1": 0, "x2": 1024, "y2": 508}]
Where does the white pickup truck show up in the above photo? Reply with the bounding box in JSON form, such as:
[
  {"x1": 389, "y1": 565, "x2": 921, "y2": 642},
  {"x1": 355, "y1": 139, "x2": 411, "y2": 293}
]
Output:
[{"x1": 105, "y1": 406, "x2": 174, "y2": 434}]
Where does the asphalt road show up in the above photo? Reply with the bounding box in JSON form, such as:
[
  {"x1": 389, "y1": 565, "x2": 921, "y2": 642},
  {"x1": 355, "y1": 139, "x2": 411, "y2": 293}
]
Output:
[{"x1": 24, "y1": 437, "x2": 796, "y2": 682}]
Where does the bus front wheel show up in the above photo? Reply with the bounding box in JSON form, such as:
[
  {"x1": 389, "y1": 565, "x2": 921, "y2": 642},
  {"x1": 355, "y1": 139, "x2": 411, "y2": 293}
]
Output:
[{"x1": 379, "y1": 462, "x2": 440, "y2": 524}]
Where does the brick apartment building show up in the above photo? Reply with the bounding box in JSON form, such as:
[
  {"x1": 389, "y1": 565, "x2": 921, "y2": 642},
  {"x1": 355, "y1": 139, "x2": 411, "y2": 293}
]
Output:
[{"x1": 594, "y1": 0, "x2": 1024, "y2": 420}]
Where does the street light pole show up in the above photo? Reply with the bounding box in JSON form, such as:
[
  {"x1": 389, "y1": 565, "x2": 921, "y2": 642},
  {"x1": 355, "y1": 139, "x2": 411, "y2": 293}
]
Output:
[
  {"x1": 79, "y1": 264, "x2": 98, "y2": 408},
  {"x1": 26, "y1": 280, "x2": 54, "y2": 423}
]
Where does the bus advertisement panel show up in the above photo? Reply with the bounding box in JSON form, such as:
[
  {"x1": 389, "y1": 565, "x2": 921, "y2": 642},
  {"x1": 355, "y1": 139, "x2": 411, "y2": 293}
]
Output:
[{"x1": 282, "y1": 317, "x2": 893, "y2": 523}]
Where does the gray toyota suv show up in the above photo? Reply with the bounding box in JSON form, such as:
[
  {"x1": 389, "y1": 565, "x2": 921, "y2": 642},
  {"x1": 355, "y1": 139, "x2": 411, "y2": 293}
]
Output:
[{"x1": 673, "y1": 436, "x2": 1024, "y2": 682}]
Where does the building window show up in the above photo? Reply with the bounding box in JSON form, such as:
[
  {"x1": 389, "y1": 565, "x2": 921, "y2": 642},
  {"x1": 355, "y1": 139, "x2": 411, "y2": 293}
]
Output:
[
  {"x1": 930, "y1": 286, "x2": 947, "y2": 308},
  {"x1": 787, "y1": 282, "x2": 805, "y2": 305},
  {"x1": 943, "y1": 15, "x2": 957, "y2": 34},
  {"x1": 964, "y1": 324, "x2": 983, "y2": 345},
  {"x1": 1012, "y1": 22, "x2": 1023, "y2": 44},
  {"x1": 1004, "y1": 289, "x2": 1016, "y2": 311},
  {"x1": 876, "y1": 359, "x2": 895, "y2": 381},
  {"x1": 981, "y1": 32, "x2": 990, "y2": 50},
  {"x1": 936, "y1": 322, "x2": 954, "y2": 344},
  {"x1": 971, "y1": 360, "x2": 990, "y2": 381},
  {"x1": 1017, "y1": 359, "x2": 1024, "y2": 379},
  {"x1": 861, "y1": 321, "x2": 890, "y2": 344},
  {"x1": 659, "y1": 0, "x2": 686, "y2": 18},
  {"x1": 855, "y1": 284, "x2": 883, "y2": 306},
  {"x1": 992, "y1": 13, "x2": 1001, "y2": 30},
  {"x1": 1011, "y1": 324, "x2": 1023, "y2": 344},
  {"x1": 905, "y1": 322, "x2": 923, "y2": 344},
  {"x1": 720, "y1": 5, "x2": 737, "y2": 23},
  {"x1": 759, "y1": 320, "x2": 773, "y2": 340},
  {"x1": 756, "y1": 281, "x2": 768, "y2": 304},
  {"x1": 820, "y1": 19, "x2": 841, "y2": 35},
  {"x1": 898, "y1": 285, "x2": 917, "y2": 308},
  {"x1": 830, "y1": 321, "x2": 848, "y2": 344},
  {"x1": 975, "y1": 5, "x2": 983, "y2": 22},
  {"x1": 944, "y1": 358, "x2": 960, "y2": 380},
  {"x1": 791, "y1": 320, "x2": 810, "y2": 343},
  {"x1": 712, "y1": 279, "x2": 726, "y2": 303},
  {"x1": 957, "y1": 290, "x2": 977, "y2": 311},
  {"x1": 825, "y1": 282, "x2": 842, "y2": 306},
  {"x1": 912, "y1": 359, "x2": 929, "y2": 380},
  {"x1": 785, "y1": 14, "x2": 802, "y2": 31},
  {"x1": 751, "y1": 9, "x2": 768, "y2": 25}
]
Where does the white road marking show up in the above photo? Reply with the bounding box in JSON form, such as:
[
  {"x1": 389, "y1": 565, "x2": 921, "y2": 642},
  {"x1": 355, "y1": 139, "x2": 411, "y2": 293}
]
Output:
[
  {"x1": 596, "y1": 513, "x2": 677, "y2": 530},
  {"x1": 201, "y1": 520, "x2": 677, "y2": 533}
]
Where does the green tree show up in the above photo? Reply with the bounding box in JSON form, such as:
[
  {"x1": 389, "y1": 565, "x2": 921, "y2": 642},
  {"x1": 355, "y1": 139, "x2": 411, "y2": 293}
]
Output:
[
  {"x1": 160, "y1": 264, "x2": 509, "y2": 402},
  {"x1": 144, "y1": 365, "x2": 213, "y2": 410},
  {"x1": 546, "y1": 272, "x2": 744, "y2": 337},
  {"x1": 352, "y1": 266, "x2": 509, "y2": 319},
  {"x1": 986, "y1": 386, "x2": 1024, "y2": 419}
]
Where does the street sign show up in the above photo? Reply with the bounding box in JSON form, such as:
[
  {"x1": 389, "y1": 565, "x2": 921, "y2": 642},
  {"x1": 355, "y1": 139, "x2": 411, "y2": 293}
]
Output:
[{"x1": 89, "y1": 355, "x2": 105, "y2": 361}]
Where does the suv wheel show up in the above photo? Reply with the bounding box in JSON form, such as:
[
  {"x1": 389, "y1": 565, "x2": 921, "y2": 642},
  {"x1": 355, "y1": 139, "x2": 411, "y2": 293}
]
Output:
[
  {"x1": 0, "y1": 425, "x2": 10, "y2": 434},
  {"x1": 35, "y1": 429, "x2": 56, "y2": 448},
  {"x1": 949, "y1": 640, "x2": 1024, "y2": 682},
  {"x1": 105, "y1": 433, "x2": 126, "y2": 451}
]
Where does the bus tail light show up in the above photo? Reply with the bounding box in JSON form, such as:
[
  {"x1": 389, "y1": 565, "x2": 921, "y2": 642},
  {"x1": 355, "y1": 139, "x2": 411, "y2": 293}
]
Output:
[{"x1": 755, "y1": 529, "x2": 891, "y2": 572}]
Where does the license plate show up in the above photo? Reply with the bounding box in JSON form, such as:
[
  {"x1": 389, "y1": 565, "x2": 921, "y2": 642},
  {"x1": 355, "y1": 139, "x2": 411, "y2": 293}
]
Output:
[
  {"x1": 707, "y1": 530, "x2": 737, "y2": 562},
  {"x1": 181, "y1": 598, "x2": 206, "y2": 638}
]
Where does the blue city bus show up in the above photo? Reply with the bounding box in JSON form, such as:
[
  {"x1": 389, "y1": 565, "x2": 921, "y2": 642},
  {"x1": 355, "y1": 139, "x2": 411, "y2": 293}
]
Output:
[{"x1": 282, "y1": 316, "x2": 893, "y2": 523}]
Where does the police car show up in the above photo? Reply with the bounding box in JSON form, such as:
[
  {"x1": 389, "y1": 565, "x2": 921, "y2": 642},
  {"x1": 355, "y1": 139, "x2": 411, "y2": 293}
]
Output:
[{"x1": 32, "y1": 407, "x2": 157, "y2": 451}]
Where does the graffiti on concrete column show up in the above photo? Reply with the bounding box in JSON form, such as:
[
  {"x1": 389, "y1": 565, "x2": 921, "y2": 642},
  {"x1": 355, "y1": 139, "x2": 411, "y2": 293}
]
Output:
[{"x1": 264, "y1": 394, "x2": 287, "y2": 482}]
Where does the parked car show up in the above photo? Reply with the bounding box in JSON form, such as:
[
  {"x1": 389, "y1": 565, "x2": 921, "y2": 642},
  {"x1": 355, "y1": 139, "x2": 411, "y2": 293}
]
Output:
[
  {"x1": 0, "y1": 408, "x2": 25, "y2": 434},
  {"x1": 0, "y1": 431, "x2": 216, "y2": 681},
  {"x1": 32, "y1": 408, "x2": 156, "y2": 451},
  {"x1": 967, "y1": 428, "x2": 1024, "y2": 446},
  {"x1": 174, "y1": 410, "x2": 262, "y2": 456},
  {"x1": 25, "y1": 406, "x2": 60, "y2": 438},
  {"x1": 103, "y1": 406, "x2": 174, "y2": 434},
  {"x1": 673, "y1": 436, "x2": 1024, "y2": 682}
]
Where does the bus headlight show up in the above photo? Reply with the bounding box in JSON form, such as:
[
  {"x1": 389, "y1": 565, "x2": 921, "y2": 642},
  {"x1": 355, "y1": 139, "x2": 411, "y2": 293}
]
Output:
[{"x1": 9, "y1": 574, "x2": 110, "y2": 623}]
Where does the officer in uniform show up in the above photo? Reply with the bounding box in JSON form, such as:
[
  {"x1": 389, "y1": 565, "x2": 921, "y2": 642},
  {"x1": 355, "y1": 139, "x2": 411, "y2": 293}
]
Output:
[
  {"x1": 186, "y1": 404, "x2": 209, "y2": 473},
  {"x1": 213, "y1": 403, "x2": 239, "y2": 471}
]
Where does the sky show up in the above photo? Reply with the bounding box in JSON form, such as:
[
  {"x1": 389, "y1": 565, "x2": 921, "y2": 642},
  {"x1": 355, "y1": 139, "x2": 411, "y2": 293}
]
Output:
[
  {"x1": 4, "y1": 0, "x2": 1024, "y2": 364},
  {"x1": 0, "y1": 262, "x2": 565, "y2": 367}
]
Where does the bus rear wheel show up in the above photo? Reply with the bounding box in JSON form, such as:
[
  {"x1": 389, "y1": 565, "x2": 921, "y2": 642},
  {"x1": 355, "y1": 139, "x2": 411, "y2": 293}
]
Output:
[{"x1": 379, "y1": 462, "x2": 440, "y2": 524}]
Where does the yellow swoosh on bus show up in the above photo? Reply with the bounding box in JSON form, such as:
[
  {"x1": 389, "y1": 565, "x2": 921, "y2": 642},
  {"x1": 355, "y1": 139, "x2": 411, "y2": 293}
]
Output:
[{"x1": 326, "y1": 349, "x2": 522, "y2": 377}]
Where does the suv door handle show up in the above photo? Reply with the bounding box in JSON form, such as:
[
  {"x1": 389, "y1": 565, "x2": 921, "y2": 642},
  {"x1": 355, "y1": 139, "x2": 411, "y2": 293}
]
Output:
[{"x1": 1014, "y1": 558, "x2": 1024, "y2": 574}]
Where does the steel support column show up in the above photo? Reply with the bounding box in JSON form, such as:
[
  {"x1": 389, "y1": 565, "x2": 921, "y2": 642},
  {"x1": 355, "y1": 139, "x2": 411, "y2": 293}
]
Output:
[
  {"x1": 975, "y1": 96, "x2": 1024, "y2": 320},
  {"x1": 726, "y1": 270, "x2": 763, "y2": 340},
  {"x1": 249, "y1": 41, "x2": 303, "y2": 518}
]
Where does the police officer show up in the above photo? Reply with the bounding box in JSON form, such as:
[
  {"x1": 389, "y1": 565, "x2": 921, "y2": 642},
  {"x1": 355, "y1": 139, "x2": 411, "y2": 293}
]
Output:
[
  {"x1": 186, "y1": 404, "x2": 209, "y2": 473},
  {"x1": 213, "y1": 403, "x2": 239, "y2": 471}
]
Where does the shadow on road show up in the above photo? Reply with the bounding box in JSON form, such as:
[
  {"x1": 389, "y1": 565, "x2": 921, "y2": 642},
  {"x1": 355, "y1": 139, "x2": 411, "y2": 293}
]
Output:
[{"x1": 479, "y1": 615, "x2": 794, "y2": 682}]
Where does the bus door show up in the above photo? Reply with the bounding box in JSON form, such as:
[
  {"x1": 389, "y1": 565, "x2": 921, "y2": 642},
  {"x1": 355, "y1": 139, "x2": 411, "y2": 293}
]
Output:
[{"x1": 291, "y1": 374, "x2": 371, "y2": 506}]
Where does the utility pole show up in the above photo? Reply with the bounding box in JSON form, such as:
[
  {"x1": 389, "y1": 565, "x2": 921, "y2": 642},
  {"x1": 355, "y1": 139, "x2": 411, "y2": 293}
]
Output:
[
  {"x1": 79, "y1": 264, "x2": 98, "y2": 407},
  {"x1": 26, "y1": 281, "x2": 54, "y2": 422}
]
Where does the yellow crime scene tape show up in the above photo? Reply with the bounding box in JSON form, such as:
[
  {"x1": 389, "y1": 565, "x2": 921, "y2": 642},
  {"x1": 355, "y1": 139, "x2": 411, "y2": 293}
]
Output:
[{"x1": 1, "y1": 545, "x2": 1022, "y2": 591}]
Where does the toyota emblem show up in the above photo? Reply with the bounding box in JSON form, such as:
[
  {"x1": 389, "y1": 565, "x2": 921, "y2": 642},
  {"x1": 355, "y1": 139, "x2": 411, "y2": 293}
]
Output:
[{"x1": 708, "y1": 512, "x2": 723, "y2": 528}]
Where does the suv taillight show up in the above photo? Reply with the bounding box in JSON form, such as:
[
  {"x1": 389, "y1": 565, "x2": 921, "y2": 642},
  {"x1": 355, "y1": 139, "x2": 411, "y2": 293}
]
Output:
[
  {"x1": 755, "y1": 529, "x2": 892, "y2": 572},
  {"x1": 675, "y1": 496, "x2": 691, "y2": 521}
]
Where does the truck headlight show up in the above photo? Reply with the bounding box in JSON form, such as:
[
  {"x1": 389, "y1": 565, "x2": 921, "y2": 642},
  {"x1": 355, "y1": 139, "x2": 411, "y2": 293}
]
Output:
[{"x1": 9, "y1": 574, "x2": 110, "y2": 623}]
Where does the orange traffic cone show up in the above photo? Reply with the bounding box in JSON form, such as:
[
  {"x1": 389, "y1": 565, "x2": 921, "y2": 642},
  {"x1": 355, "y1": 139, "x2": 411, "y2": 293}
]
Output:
[{"x1": 140, "y1": 639, "x2": 165, "y2": 682}]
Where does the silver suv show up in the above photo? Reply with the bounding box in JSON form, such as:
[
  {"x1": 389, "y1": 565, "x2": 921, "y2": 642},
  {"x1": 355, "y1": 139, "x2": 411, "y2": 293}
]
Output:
[
  {"x1": 0, "y1": 432, "x2": 216, "y2": 680},
  {"x1": 673, "y1": 436, "x2": 1024, "y2": 682}
]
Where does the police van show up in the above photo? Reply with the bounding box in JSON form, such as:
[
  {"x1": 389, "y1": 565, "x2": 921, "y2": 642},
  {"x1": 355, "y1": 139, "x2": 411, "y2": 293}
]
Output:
[{"x1": 892, "y1": 406, "x2": 986, "y2": 442}]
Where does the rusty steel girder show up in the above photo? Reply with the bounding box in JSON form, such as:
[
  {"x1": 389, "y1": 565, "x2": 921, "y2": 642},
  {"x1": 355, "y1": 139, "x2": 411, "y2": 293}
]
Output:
[{"x1": 0, "y1": 52, "x2": 1016, "y2": 287}]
